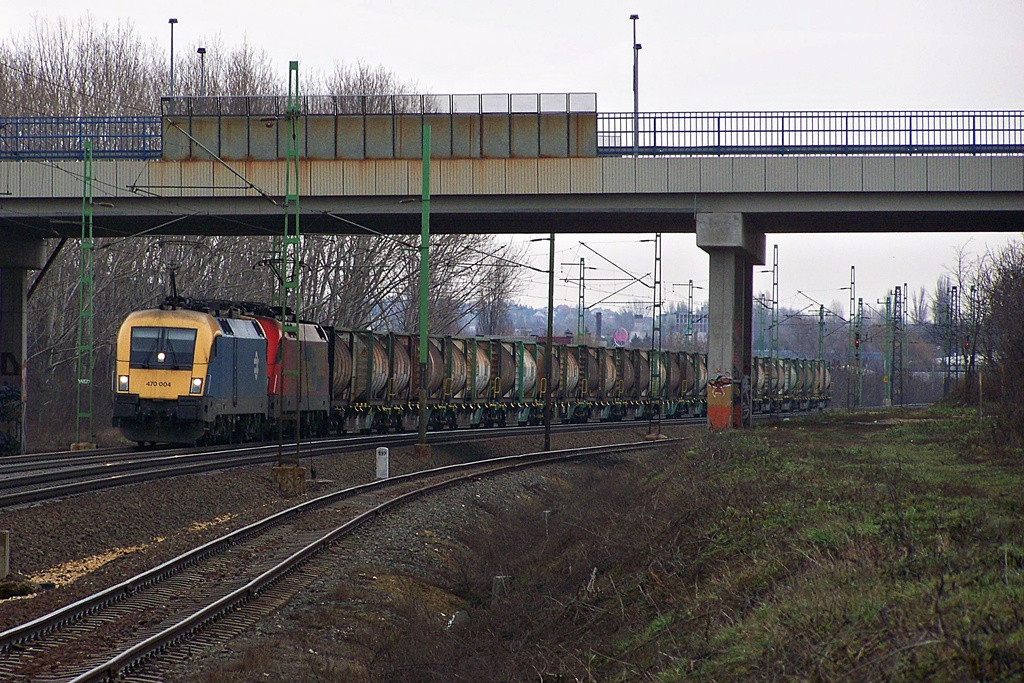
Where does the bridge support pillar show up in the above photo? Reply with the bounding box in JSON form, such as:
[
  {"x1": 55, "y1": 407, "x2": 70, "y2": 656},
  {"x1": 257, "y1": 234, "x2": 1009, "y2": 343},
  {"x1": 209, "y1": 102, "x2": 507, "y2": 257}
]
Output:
[
  {"x1": 1, "y1": 238, "x2": 45, "y2": 454},
  {"x1": 697, "y1": 213, "x2": 765, "y2": 430}
]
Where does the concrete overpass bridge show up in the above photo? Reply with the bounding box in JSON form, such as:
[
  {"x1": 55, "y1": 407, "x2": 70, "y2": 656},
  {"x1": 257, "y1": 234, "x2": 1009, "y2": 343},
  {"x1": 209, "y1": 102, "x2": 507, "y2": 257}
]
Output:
[{"x1": 2, "y1": 94, "x2": 1022, "y2": 444}]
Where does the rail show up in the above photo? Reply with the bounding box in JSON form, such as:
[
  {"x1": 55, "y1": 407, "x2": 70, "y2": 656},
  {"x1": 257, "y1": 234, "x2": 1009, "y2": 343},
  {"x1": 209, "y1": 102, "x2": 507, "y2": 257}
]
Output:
[{"x1": 2, "y1": 108, "x2": 1023, "y2": 160}]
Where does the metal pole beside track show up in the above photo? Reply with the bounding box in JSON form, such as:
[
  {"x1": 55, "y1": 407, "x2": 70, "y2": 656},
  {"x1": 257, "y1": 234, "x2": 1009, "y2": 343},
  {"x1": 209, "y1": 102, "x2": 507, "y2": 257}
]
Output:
[
  {"x1": 544, "y1": 233, "x2": 555, "y2": 452},
  {"x1": 417, "y1": 125, "x2": 431, "y2": 457}
]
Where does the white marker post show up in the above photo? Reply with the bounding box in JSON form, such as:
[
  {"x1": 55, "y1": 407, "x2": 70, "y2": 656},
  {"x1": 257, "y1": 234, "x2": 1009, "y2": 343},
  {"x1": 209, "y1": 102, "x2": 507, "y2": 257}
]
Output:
[{"x1": 376, "y1": 447, "x2": 389, "y2": 480}]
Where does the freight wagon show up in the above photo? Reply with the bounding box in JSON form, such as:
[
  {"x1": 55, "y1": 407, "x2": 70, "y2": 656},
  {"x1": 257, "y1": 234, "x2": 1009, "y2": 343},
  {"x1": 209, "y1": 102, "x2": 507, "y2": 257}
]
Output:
[{"x1": 112, "y1": 298, "x2": 829, "y2": 445}]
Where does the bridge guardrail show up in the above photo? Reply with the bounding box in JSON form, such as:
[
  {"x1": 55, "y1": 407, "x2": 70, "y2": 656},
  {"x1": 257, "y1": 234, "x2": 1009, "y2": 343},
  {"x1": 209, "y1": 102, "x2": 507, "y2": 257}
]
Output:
[
  {"x1": 159, "y1": 93, "x2": 599, "y2": 116},
  {"x1": 0, "y1": 116, "x2": 160, "y2": 160},
  {"x1": 2, "y1": 109, "x2": 1023, "y2": 161},
  {"x1": 598, "y1": 110, "x2": 1024, "y2": 156}
]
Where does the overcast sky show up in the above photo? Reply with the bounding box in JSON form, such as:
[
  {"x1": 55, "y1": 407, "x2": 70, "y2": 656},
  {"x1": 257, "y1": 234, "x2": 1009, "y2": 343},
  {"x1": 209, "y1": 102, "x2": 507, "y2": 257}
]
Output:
[{"x1": 4, "y1": 0, "x2": 1023, "y2": 320}]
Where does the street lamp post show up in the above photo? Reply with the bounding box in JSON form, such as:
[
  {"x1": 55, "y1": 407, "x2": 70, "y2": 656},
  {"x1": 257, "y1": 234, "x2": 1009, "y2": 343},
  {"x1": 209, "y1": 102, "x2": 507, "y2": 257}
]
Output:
[
  {"x1": 630, "y1": 14, "x2": 641, "y2": 157},
  {"x1": 168, "y1": 18, "x2": 178, "y2": 114},
  {"x1": 197, "y1": 46, "x2": 206, "y2": 98}
]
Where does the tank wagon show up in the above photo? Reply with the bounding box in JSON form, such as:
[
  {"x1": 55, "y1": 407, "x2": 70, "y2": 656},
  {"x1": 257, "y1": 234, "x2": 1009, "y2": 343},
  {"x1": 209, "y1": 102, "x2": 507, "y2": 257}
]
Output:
[
  {"x1": 752, "y1": 356, "x2": 831, "y2": 414},
  {"x1": 112, "y1": 298, "x2": 829, "y2": 445}
]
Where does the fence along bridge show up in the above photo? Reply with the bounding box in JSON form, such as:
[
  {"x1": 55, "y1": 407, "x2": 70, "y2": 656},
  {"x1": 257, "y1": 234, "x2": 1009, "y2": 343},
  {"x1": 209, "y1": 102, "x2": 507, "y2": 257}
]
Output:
[{"x1": 1, "y1": 96, "x2": 1023, "y2": 159}]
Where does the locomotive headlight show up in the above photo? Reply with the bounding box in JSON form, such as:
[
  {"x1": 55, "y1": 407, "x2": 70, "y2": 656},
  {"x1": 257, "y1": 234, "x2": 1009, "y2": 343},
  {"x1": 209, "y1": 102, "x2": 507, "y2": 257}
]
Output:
[
  {"x1": 118, "y1": 375, "x2": 129, "y2": 392},
  {"x1": 190, "y1": 377, "x2": 203, "y2": 394},
  {"x1": 157, "y1": 351, "x2": 166, "y2": 362}
]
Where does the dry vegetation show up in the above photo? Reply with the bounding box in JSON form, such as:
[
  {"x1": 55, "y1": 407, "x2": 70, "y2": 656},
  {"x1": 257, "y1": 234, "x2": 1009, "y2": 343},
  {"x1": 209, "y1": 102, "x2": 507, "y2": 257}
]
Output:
[{"x1": 185, "y1": 407, "x2": 1024, "y2": 682}]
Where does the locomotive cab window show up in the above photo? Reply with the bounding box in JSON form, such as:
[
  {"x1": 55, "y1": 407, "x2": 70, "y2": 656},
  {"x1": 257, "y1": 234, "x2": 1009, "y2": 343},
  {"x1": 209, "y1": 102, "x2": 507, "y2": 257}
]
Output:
[{"x1": 130, "y1": 327, "x2": 198, "y2": 369}]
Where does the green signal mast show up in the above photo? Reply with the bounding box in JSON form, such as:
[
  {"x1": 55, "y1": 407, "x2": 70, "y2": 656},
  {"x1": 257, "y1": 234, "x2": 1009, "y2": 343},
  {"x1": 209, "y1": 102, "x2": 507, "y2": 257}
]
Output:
[
  {"x1": 649, "y1": 232, "x2": 662, "y2": 435},
  {"x1": 280, "y1": 61, "x2": 302, "y2": 467},
  {"x1": 74, "y1": 139, "x2": 95, "y2": 449}
]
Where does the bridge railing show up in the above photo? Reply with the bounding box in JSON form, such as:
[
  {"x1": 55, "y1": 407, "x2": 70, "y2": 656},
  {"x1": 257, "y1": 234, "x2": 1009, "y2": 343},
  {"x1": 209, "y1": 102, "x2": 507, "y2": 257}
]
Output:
[
  {"x1": 4, "y1": 109, "x2": 1024, "y2": 160},
  {"x1": 598, "y1": 110, "x2": 1024, "y2": 156},
  {"x1": 0, "y1": 116, "x2": 161, "y2": 160},
  {"x1": 159, "y1": 92, "x2": 599, "y2": 116}
]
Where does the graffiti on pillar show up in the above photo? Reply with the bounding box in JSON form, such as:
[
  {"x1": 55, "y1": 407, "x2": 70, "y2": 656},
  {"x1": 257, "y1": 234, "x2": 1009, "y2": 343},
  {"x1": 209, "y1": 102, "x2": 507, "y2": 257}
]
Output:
[
  {"x1": 708, "y1": 372, "x2": 732, "y2": 398},
  {"x1": 1, "y1": 352, "x2": 19, "y2": 376}
]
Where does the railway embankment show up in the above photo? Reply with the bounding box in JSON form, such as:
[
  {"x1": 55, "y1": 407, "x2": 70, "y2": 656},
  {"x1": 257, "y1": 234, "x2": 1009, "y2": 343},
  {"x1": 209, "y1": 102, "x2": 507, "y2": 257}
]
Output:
[{"x1": 164, "y1": 406, "x2": 1023, "y2": 681}]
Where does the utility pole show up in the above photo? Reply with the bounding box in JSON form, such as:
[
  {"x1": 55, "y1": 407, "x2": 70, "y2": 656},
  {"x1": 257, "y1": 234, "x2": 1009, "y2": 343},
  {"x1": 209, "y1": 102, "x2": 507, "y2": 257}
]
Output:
[
  {"x1": 687, "y1": 280, "x2": 696, "y2": 351},
  {"x1": 769, "y1": 245, "x2": 779, "y2": 417},
  {"x1": 882, "y1": 292, "x2": 892, "y2": 407},
  {"x1": 417, "y1": 124, "x2": 431, "y2": 457},
  {"x1": 274, "y1": 61, "x2": 304, "y2": 492},
  {"x1": 197, "y1": 46, "x2": 207, "y2": 98},
  {"x1": 946, "y1": 284, "x2": 954, "y2": 389},
  {"x1": 853, "y1": 298, "x2": 863, "y2": 407},
  {"x1": 649, "y1": 233, "x2": 663, "y2": 437},
  {"x1": 892, "y1": 285, "x2": 904, "y2": 406},
  {"x1": 944, "y1": 285, "x2": 954, "y2": 396},
  {"x1": 966, "y1": 284, "x2": 977, "y2": 390},
  {"x1": 818, "y1": 305, "x2": 825, "y2": 362},
  {"x1": 630, "y1": 13, "x2": 640, "y2": 157},
  {"x1": 577, "y1": 257, "x2": 585, "y2": 342},
  {"x1": 756, "y1": 294, "x2": 766, "y2": 355},
  {"x1": 168, "y1": 18, "x2": 178, "y2": 114},
  {"x1": 848, "y1": 266, "x2": 856, "y2": 409},
  {"x1": 904, "y1": 281, "x2": 910, "y2": 401},
  {"x1": 544, "y1": 233, "x2": 555, "y2": 452},
  {"x1": 74, "y1": 139, "x2": 95, "y2": 450}
]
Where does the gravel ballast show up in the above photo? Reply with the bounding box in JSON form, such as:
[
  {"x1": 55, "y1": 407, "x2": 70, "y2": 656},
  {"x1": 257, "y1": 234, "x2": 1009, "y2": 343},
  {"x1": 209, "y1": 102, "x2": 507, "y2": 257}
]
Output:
[{"x1": 0, "y1": 424, "x2": 694, "y2": 679}]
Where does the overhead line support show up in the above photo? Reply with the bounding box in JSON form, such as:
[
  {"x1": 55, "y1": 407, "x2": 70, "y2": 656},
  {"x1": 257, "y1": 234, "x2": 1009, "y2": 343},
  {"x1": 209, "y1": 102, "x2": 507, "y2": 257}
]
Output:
[
  {"x1": 279, "y1": 61, "x2": 302, "y2": 470},
  {"x1": 74, "y1": 139, "x2": 95, "y2": 449},
  {"x1": 417, "y1": 124, "x2": 431, "y2": 456},
  {"x1": 649, "y1": 232, "x2": 662, "y2": 436}
]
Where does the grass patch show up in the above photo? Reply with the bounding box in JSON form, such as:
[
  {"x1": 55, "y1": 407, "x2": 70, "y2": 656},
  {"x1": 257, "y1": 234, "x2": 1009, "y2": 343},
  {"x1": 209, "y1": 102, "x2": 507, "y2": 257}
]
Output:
[{"x1": 360, "y1": 408, "x2": 1024, "y2": 682}]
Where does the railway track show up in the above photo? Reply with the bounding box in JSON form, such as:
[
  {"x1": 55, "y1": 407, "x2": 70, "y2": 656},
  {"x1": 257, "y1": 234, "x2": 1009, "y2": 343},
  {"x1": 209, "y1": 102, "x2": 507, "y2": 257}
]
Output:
[
  {"x1": 0, "y1": 438, "x2": 676, "y2": 682},
  {"x1": 0, "y1": 418, "x2": 701, "y2": 509}
]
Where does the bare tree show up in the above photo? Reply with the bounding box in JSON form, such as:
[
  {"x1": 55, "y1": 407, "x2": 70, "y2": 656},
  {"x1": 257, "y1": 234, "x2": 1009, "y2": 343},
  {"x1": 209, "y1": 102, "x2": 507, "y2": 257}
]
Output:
[
  {"x1": 469, "y1": 241, "x2": 527, "y2": 336},
  {"x1": 980, "y1": 239, "x2": 1024, "y2": 444},
  {"x1": 218, "y1": 41, "x2": 281, "y2": 97},
  {"x1": 909, "y1": 286, "x2": 930, "y2": 326},
  {"x1": 0, "y1": 15, "x2": 164, "y2": 115},
  {"x1": 0, "y1": 19, "x2": 286, "y2": 117},
  {"x1": 315, "y1": 61, "x2": 429, "y2": 113}
]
